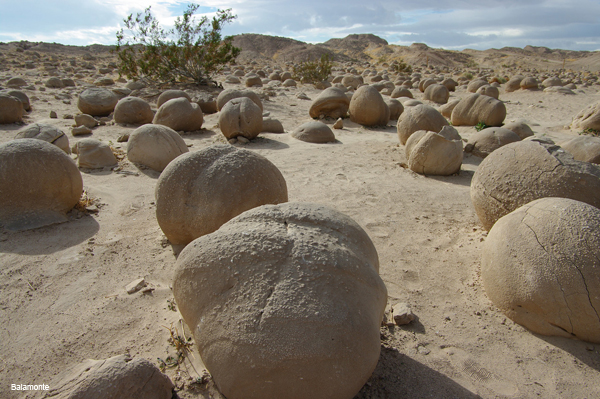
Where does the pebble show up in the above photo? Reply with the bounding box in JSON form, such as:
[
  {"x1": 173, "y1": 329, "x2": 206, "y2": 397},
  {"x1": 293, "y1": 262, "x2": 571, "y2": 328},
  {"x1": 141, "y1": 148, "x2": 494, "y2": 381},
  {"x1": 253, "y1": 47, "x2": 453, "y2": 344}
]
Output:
[
  {"x1": 237, "y1": 136, "x2": 249, "y2": 144},
  {"x1": 393, "y1": 302, "x2": 415, "y2": 325},
  {"x1": 126, "y1": 278, "x2": 147, "y2": 294},
  {"x1": 49, "y1": 111, "x2": 57, "y2": 118},
  {"x1": 333, "y1": 118, "x2": 344, "y2": 129},
  {"x1": 72, "y1": 126, "x2": 92, "y2": 136}
]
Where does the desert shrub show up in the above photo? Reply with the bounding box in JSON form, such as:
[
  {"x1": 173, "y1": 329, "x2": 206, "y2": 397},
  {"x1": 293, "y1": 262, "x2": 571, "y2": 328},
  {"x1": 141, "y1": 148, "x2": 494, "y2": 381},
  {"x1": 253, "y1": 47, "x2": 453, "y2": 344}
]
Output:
[
  {"x1": 475, "y1": 121, "x2": 490, "y2": 131},
  {"x1": 580, "y1": 128, "x2": 600, "y2": 136},
  {"x1": 292, "y1": 54, "x2": 333, "y2": 84},
  {"x1": 463, "y1": 72, "x2": 474, "y2": 80},
  {"x1": 115, "y1": 5, "x2": 240, "y2": 86},
  {"x1": 390, "y1": 59, "x2": 412, "y2": 74}
]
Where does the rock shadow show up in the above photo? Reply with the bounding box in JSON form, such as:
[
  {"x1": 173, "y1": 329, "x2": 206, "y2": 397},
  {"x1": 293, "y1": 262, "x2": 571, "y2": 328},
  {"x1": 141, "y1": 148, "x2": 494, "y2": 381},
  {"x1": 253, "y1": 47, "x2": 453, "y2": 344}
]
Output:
[
  {"x1": 355, "y1": 346, "x2": 481, "y2": 399},
  {"x1": 1, "y1": 213, "x2": 99, "y2": 255},
  {"x1": 246, "y1": 136, "x2": 290, "y2": 150},
  {"x1": 537, "y1": 334, "x2": 600, "y2": 372}
]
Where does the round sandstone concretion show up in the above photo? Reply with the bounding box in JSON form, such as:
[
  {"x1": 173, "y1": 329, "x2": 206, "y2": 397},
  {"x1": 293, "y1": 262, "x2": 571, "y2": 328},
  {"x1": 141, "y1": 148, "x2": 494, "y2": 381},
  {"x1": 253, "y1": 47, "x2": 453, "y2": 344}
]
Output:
[
  {"x1": 423, "y1": 84, "x2": 449, "y2": 104},
  {"x1": 0, "y1": 139, "x2": 83, "y2": 230},
  {"x1": 15, "y1": 123, "x2": 70, "y2": 153},
  {"x1": 467, "y1": 79, "x2": 489, "y2": 93},
  {"x1": 156, "y1": 89, "x2": 191, "y2": 108},
  {"x1": 114, "y1": 97, "x2": 154, "y2": 125},
  {"x1": 391, "y1": 87, "x2": 413, "y2": 99},
  {"x1": 405, "y1": 125, "x2": 463, "y2": 176},
  {"x1": 74, "y1": 138, "x2": 118, "y2": 169},
  {"x1": 349, "y1": 85, "x2": 389, "y2": 126},
  {"x1": 442, "y1": 78, "x2": 457, "y2": 92},
  {"x1": 464, "y1": 127, "x2": 521, "y2": 158},
  {"x1": 503, "y1": 121, "x2": 534, "y2": 140},
  {"x1": 476, "y1": 85, "x2": 499, "y2": 99},
  {"x1": 291, "y1": 121, "x2": 335, "y2": 143},
  {"x1": 155, "y1": 145, "x2": 288, "y2": 245},
  {"x1": 219, "y1": 97, "x2": 262, "y2": 139},
  {"x1": 482, "y1": 197, "x2": 600, "y2": 343},
  {"x1": 439, "y1": 99, "x2": 460, "y2": 118},
  {"x1": 153, "y1": 97, "x2": 204, "y2": 132},
  {"x1": 385, "y1": 99, "x2": 403, "y2": 120},
  {"x1": 470, "y1": 140, "x2": 600, "y2": 230},
  {"x1": 504, "y1": 77, "x2": 523, "y2": 93},
  {"x1": 520, "y1": 77, "x2": 539, "y2": 90},
  {"x1": 309, "y1": 87, "x2": 350, "y2": 119},
  {"x1": 77, "y1": 87, "x2": 119, "y2": 117},
  {"x1": 1, "y1": 89, "x2": 30, "y2": 111},
  {"x1": 571, "y1": 101, "x2": 600, "y2": 132},
  {"x1": 560, "y1": 135, "x2": 600, "y2": 164},
  {"x1": 216, "y1": 88, "x2": 263, "y2": 111},
  {"x1": 450, "y1": 93, "x2": 506, "y2": 127},
  {"x1": 0, "y1": 93, "x2": 23, "y2": 124},
  {"x1": 127, "y1": 124, "x2": 189, "y2": 172},
  {"x1": 397, "y1": 104, "x2": 448, "y2": 145},
  {"x1": 172, "y1": 202, "x2": 387, "y2": 399}
]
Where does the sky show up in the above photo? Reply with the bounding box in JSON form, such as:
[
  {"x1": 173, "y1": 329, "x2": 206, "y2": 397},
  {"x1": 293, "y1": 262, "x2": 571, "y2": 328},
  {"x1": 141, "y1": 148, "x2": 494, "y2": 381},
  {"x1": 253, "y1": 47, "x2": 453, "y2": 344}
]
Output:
[{"x1": 0, "y1": 0, "x2": 599, "y2": 51}]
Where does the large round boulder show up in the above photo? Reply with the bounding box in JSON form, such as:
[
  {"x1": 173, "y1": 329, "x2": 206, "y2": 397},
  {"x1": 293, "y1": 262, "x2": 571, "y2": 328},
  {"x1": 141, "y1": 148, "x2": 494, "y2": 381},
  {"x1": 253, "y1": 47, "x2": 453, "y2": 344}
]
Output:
[
  {"x1": 74, "y1": 138, "x2": 118, "y2": 169},
  {"x1": 309, "y1": 87, "x2": 350, "y2": 119},
  {"x1": 467, "y1": 79, "x2": 489, "y2": 93},
  {"x1": 14, "y1": 123, "x2": 70, "y2": 153},
  {"x1": 127, "y1": 124, "x2": 189, "y2": 172},
  {"x1": 341, "y1": 75, "x2": 363, "y2": 90},
  {"x1": 450, "y1": 93, "x2": 506, "y2": 127},
  {"x1": 405, "y1": 125, "x2": 463, "y2": 175},
  {"x1": 385, "y1": 99, "x2": 403, "y2": 120},
  {"x1": 348, "y1": 85, "x2": 389, "y2": 126},
  {"x1": 156, "y1": 89, "x2": 191, "y2": 108},
  {"x1": 397, "y1": 104, "x2": 448, "y2": 145},
  {"x1": 291, "y1": 121, "x2": 335, "y2": 143},
  {"x1": 504, "y1": 76, "x2": 523, "y2": 93},
  {"x1": 520, "y1": 77, "x2": 539, "y2": 90},
  {"x1": 153, "y1": 97, "x2": 204, "y2": 132},
  {"x1": 1, "y1": 89, "x2": 30, "y2": 111},
  {"x1": 560, "y1": 135, "x2": 600, "y2": 164},
  {"x1": 77, "y1": 87, "x2": 119, "y2": 117},
  {"x1": 172, "y1": 202, "x2": 387, "y2": 399},
  {"x1": 571, "y1": 100, "x2": 600, "y2": 132},
  {"x1": 216, "y1": 89, "x2": 263, "y2": 112},
  {"x1": 0, "y1": 139, "x2": 83, "y2": 230},
  {"x1": 155, "y1": 145, "x2": 288, "y2": 245},
  {"x1": 219, "y1": 97, "x2": 263, "y2": 140},
  {"x1": 391, "y1": 86, "x2": 413, "y2": 99},
  {"x1": 476, "y1": 85, "x2": 499, "y2": 99},
  {"x1": 464, "y1": 127, "x2": 521, "y2": 158},
  {"x1": 113, "y1": 97, "x2": 154, "y2": 125},
  {"x1": 423, "y1": 84, "x2": 449, "y2": 104},
  {"x1": 470, "y1": 140, "x2": 600, "y2": 230},
  {"x1": 0, "y1": 93, "x2": 23, "y2": 124},
  {"x1": 482, "y1": 197, "x2": 600, "y2": 343},
  {"x1": 503, "y1": 120, "x2": 534, "y2": 140}
]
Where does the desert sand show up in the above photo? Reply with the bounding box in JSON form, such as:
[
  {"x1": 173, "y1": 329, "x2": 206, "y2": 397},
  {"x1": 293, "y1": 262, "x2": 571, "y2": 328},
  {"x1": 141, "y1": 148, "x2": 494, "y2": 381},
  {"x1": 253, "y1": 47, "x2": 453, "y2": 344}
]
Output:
[{"x1": 1, "y1": 36, "x2": 599, "y2": 398}]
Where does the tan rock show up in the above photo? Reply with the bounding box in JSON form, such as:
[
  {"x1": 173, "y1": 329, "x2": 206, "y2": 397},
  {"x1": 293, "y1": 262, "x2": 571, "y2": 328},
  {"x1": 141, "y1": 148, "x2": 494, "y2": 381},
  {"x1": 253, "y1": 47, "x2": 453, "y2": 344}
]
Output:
[
  {"x1": 405, "y1": 126, "x2": 463, "y2": 175},
  {"x1": 571, "y1": 101, "x2": 600, "y2": 132},
  {"x1": 156, "y1": 90, "x2": 191, "y2": 108},
  {"x1": 0, "y1": 93, "x2": 23, "y2": 124},
  {"x1": 114, "y1": 97, "x2": 154, "y2": 125},
  {"x1": 155, "y1": 145, "x2": 288, "y2": 245},
  {"x1": 216, "y1": 88, "x2": 263, "y2": 111},
  {"x1": 127, "y1": 124, "x2": 188, "y2": 172},
  {"x1": 397, "y1": 104, "x2": 448, "y2": 145},
  {"x1": 348, "y1": 85, "x2": 390, "y2": 126},
  {"x1": 291, "y1": 121, "x2": 336, "y2": 143},
  {"x1": 74, "y1": 138, "x2": 118, "y2": 169},
  {"x1": 219, "y1": 97, "x2": 262, "y2": 139},
  {"x1": 309, "y1": 87, "x2": 350, "y2": 119},
  {"x1": 424, "y1": 84, "x2": 449, "y2": 104},
  {"x1": 172, "y1": 202, "x2": 386, "y2": 399},
  {"x1": 14, "y1": 123, "x2": 70, "y2": 153},
  {"x1": 560, "y1": 135, "x2": 600, "y2": 164},
  {"x1": 450, "y1": 93, "x2": 506, "y2": 127},
  {"x1": 464, "y1": 127, "x2": 521, "y2": 158},
  {"x1": 153, "y1": 97, "x2": 203, "y2": 132},
  {"x1": 77, "y1": 87, "x2": 119, "y2": 117}
]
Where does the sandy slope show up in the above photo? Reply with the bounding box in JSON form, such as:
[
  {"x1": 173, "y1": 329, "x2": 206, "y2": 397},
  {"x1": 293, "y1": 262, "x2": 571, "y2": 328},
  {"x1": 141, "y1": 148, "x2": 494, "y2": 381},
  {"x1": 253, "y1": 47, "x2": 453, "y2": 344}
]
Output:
[{"x1": 1, "y1": 46, "x2": 600, "y2": 399}]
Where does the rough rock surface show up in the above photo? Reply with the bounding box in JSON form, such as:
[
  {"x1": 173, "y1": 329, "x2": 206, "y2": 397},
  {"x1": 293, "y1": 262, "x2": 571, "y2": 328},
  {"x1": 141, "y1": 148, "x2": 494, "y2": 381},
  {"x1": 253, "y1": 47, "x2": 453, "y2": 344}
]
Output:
[
  {"x1": 0, "y1": 139, "x2": 82, "y2": 230},
  {"x1": 155, "y1": 145, "x2": 288, "y2": 245},
  {"x1": 0, "y1": 93, "x2": 23, "y2": 124},
  {"x1": 571, "y1": 101, "x2": 600, "y2": 132},
  {"x1": 127, "y1": 124, "x2": 188, "y2": 172},
  {"x1": 397, "y1": 104, "x2": 448, "y2": 145},
  {"x1": 349, "y1": 85, "x2": 390, "y2": 126},
  {"x1": 48, "y1": 354, "x2": 174, "y2": 399},
  {"x1": 291, "y1": 121, "x2": 336, "y2": 143},
  {"x1": 482, "y1": 197, "x2": 600, "y2": 344},
  {"x1": 153, "y1": 97, "x2": 204, "y2": 132},
  {"x1": 503, "y1": 120, "x2": 534, "y2": 139},
  {"x1": 77, "y1": 88, "x2": 119, "y2": 117},
  {"x1": 405, "y1": 125, "x2": 463, "y2": 175},
  {"x1": 560, "y1": 135, "x2": 600, "y2": 164},
  {"x1": 464, "y1": 127, "x2": 521, "y2": 158},
  {"x1": 219, "y1": 97, "x2": 263, "y2": 139},
  {"x1": 423, "y1": 84, "x2": 449, "y2": 104},
  {"x1": 216, "y1": 88, "x2": 263, "y2": 111},
  {"x1": 74, "y1": 138, "x2": 118, "y2": 169},
  {"x1": 450, "y1": 93, "x2": 506, "y2": 127},
  {"x1": 172, "y1": 202, "x2": 387, "y2": 399},
  {"x1": 113, "y1": 97, "x2": 154, "y2": 125},
  {"x1": 470, "y1": 140, "x2": 600, "y2": 230},
  {"x1": 14, "y1": 123, "x2": 70, "y2": 153},
  {"x1": 309, "y1": 87, "x2": 350, "y2": 119},
  {"x1": 156, "y1": 90, "x2": 191, "y2": 108}
]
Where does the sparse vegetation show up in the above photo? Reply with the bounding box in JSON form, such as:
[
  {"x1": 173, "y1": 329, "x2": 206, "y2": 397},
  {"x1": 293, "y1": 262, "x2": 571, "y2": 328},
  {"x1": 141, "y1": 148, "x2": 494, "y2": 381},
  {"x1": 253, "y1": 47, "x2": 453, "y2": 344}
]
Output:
[
  {"x1": 465, "y1": 59, "x2": 479, "y2": 69},
  {"x1": 158, "y1": 321, "x2": 194, "y2": 372},
  {"x1": 292, "y1": 53, "x2": 333, "y2": 84},
  {"x1": 580, "y1": 128, "x2": 600, "y2": 136},
  {"x1": 475, "y1": 121, "x2": 490, "y2": 131},
  {"x1": 115, "y1": 4, "x2": 240, "y2": 86},
  {"x1": 389, "y1": 58, "x2": 412, "y2": 74},
  {"x1": 463, "y1": 72, "x2": 474, "y2": 80}
]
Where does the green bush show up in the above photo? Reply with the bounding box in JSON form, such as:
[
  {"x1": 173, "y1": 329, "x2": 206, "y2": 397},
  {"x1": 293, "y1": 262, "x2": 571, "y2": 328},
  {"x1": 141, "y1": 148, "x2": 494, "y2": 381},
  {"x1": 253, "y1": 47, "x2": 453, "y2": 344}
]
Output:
[
  {"x1": 115, "y1": 5, "x2": 240, "y2": 86},
  {"x1": 475, "y1": 121, "x2": 489, "y2": 131},
  {"x1": 292, "y1": 53, "x2": 333, "y2": 84},
  {"x1": 389, "y1": 59, "x2": 412, "y2": 74}
]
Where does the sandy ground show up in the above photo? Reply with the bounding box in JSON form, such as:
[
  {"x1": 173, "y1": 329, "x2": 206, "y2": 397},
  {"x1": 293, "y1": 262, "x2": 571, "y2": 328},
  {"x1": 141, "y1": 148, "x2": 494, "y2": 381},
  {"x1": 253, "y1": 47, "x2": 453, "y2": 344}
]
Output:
[{"x1": 1, "y1": 50, "x2": 600, "y2": 399}]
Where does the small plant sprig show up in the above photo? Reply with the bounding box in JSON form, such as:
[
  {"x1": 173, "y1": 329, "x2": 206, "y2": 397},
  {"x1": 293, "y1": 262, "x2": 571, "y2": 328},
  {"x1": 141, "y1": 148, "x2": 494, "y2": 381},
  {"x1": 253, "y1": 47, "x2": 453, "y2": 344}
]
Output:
[
  {"x1": 475, "y1": 121, "x2": 490, "y2": 132},
  {"x1": 158, "y1": 321, "x2": 194, "y2": 371},
  {"x1": 580, "y1": 127, "x2": 600, "y2": 136},
  {"x1": 389, "y1": 58, "x2": 412, "y2": 74}
]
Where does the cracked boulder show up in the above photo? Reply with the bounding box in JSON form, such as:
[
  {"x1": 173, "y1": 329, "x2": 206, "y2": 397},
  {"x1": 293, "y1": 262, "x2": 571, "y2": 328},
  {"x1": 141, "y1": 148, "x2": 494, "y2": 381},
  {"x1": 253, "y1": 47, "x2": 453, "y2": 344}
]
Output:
[
  {"x1": 471, "y1": 140, "x2": 600, "y2": 230},
  {"x1": 405, "y1": 125, "x2": 463, "y2": 176},
  {"x1": 14, "y1": 123, "x2": 70, "y2": 153},
  {"x1": 482, "y1": 197, "x2": 600, "y2": 344},
  {"x1": 219, "y1": 97, "x2": 263, "y2": 140},
  {"x1": 560, "y1": 135, "x2": 600, "y2": 164},
  {"x1": 172, "y1": 202, "x2": 387, "y2": 399},
  {"x1": 155, "y1": 145, "x2": 287, "y2": 246},
  {"x1": 48, "y1": 354, "x2": 174, "y2": 399},
  {"x1": 571, "y1": 100, "x2": 600, "y2": 132}
]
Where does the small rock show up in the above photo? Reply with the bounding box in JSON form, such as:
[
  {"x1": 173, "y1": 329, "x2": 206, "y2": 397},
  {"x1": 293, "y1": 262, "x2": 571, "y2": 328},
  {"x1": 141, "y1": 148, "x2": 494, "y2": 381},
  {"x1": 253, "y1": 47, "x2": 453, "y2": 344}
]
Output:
[
  {"x1": 117, "y1": 134, "x2": 129, "y2": 142},
  {"x1": 417, "y1": 345, "x2": 431, "y2": 355},
  {"x1": 63, "y1": 114, "x2": 74, "y2": 119},
  {"x1": 237, "y1": 136, "x2": 249, "y2": 144},
  {"x1": 126, "y1": 278, "x2": 147, "y2": 294},
  {"x1": 296, "y1": 92, "x2": 311, "y2": 100},
  {"x1": 49, "y1": 111, "x2": 57, "y2": 118},
  {"x1": 333, "y1": 118, "x2": 344, "y2": 129},
  {"x1": 72, "y1": 126, "x2": 92, "y2": 136},
  {"x1": 393, "y1": 302, "x2": 415, "y2": 325},
  {"x1": 228, "y1": 138, "x2": 238, "y2": 144}
]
